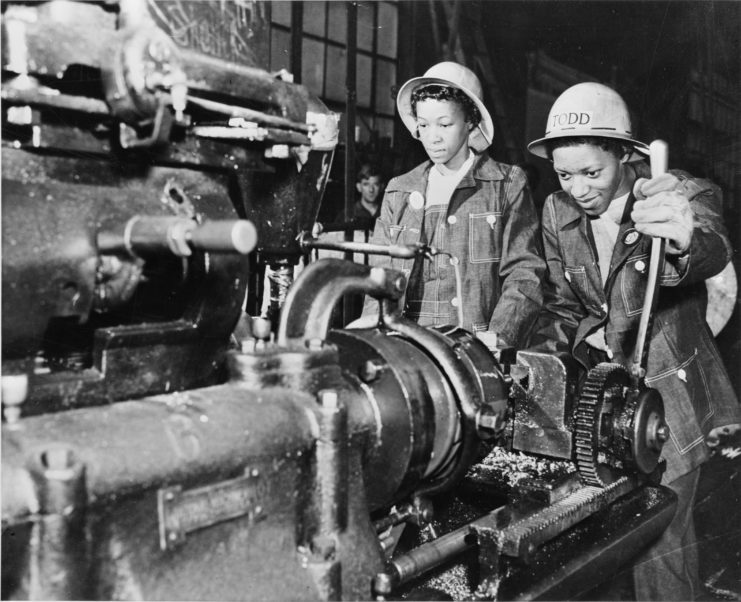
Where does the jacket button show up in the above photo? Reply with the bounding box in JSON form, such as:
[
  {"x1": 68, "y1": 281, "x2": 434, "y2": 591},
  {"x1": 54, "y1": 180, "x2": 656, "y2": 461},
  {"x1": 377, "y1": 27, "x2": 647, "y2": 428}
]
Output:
[
  {"x1": 635, "y1": 260, "x2": 646, "y2": 273},
  {"x1": 486, "y1": 214, "x2": 497, "y2": 227},
  {"x1": 677, "y1": 368, "x2": 687, "y2": 382},
  {"x1": 606, "y1": 348, "x2": 614, "y2": 359},
  {"x1": 447, "y1": 215, "x2": 457, "y2": 225},
  {"x1": 451, "y1": 297, "x2": 460, "y2": 307},
  {"x1": 565, "y1": 272, "x2": 572, "y2": 282}
]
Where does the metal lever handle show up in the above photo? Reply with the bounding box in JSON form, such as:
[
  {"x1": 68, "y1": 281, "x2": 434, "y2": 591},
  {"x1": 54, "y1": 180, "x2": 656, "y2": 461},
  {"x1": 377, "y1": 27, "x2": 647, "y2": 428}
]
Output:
[
  {"x1": 98, "y1": 216, "x2": 257, "y2": 257},
  {"x1": 631, "y1": 140, "x2": 668, "y2": 382},
  {"x1": 300, "y1": 232, "x2": 438, "y2": 260}
]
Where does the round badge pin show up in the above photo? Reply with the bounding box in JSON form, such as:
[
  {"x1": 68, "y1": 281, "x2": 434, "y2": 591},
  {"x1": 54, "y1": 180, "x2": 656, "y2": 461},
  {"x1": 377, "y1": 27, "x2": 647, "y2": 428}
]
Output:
[
  {"x1": 409, "y1": 191, "x2": 424, "y2": 211},
  {"x1": 623, "y1": 229, "x2": 640, "y2": 246}
]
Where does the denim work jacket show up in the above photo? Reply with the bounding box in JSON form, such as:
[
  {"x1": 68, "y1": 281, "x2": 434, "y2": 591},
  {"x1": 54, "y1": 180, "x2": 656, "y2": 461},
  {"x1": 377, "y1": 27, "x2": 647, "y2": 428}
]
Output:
[
  {"x1": 531, "y1": 163, "x2": 741, "y2": 482},
  {"x1": 361, "y1": 153, "x2": 545, "y2": 349}
]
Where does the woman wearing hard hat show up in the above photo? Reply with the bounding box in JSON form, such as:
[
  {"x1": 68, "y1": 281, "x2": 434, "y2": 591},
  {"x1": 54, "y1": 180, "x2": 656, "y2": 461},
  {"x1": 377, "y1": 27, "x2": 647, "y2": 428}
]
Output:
[
  {"x1": 528, "y1": 82, "x2": 741, "y2": 600},
  {"x1": 355, "y1": 61, "x2": 545, "y2": 349}
]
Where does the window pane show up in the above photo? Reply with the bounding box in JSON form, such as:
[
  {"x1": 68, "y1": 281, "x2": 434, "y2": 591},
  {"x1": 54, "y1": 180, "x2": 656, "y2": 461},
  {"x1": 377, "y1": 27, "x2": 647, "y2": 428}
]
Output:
[
  {"x1": 327, "y1": 1, "x2": 346, "y2": 43},
  {"x1": 356, "y1": 53, "x2": 372, "y2": 108},
  {"x1": 271, "y1": 1, "x2": 291, "y2": 26},
  {"x1": 270, "y1": 27, "x2": 291, "y2": 73},
  {"x1": 357, "y1": 2, "x2": 374, "y2": 52},
  {"x1": 375, "y1": 59, "x2": 396, "y2": 114},
  {"x1": 325, "y1": 45, "x2": 347, "y2": 102},
  {"x1": 377, "y1": 3, "x2": 397, "y2": 58},
  {"x1": 376, "y1": 116, "x2": 395, "y2": 146},
  {"x1": 303, "y1": 1, "x2": 326, "y2": 36},
  {"x1": 301, "y1": 37, "x2": 325, "y2": 97}
]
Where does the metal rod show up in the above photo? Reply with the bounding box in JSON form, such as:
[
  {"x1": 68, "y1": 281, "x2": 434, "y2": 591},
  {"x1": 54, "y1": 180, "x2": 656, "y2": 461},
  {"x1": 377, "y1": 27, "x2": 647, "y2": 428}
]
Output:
[
  {"x1": 303, "y1": 237, "x2": 420, "y2": 259},
  {"x1": 185, "y1": 95, "x2": 311, "y2": 132}
]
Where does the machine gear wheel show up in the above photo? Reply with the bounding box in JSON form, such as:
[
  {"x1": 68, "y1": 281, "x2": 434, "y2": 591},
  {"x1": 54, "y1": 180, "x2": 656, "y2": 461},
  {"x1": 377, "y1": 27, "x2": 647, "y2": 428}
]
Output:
[
  {"x1": 574, "y1": 363, "x2": 669, "y2": 487},
  {"x1": 574, "y1": 363, "x2": 632, "y2": 487}
]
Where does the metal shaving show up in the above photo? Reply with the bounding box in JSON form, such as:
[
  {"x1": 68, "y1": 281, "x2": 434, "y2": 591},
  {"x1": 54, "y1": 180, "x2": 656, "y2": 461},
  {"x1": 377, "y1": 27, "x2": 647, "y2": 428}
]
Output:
[
  {"x1": 408, "y1": 561, "x2": 474, "y2": 601},
  {"x1": 478, "y1": 447, "x2": 576, "y2": 488}
]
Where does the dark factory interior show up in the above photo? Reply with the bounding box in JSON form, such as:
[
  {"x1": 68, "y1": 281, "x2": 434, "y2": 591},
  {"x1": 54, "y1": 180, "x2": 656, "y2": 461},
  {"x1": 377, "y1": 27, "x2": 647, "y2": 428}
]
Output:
[{"x1": 1, "y1": 1, "x2": 739, "y2": 600}]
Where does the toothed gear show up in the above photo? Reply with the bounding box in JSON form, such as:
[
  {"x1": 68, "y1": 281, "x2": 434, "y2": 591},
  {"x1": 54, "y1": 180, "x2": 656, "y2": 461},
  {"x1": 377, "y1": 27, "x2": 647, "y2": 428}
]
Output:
[{"x1": 574, "y1": 363, "x2": 632, "y2": 487}]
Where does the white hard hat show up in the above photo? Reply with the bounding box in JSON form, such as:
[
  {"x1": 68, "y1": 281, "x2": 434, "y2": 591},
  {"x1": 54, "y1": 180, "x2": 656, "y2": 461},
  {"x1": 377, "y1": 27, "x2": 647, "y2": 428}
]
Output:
[
  {"x1": 528, "y1": 82, "x2": 648, "y2": 161},
  {"x1": 396, "y1": 61, "x2": 494, "y2": 152}
]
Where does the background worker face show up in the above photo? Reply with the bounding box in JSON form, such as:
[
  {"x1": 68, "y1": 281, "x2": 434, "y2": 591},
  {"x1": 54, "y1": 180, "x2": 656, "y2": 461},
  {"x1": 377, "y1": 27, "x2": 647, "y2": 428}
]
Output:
[
  {"x1": 415, "y1": 99, "x2": 471, "y2": 171},
  {"x1": 551, "y1": 143, "x2": 630, "y2": 216},
  {"x1": 356, "y1": 175, "x2": 381, "y2": 205}
]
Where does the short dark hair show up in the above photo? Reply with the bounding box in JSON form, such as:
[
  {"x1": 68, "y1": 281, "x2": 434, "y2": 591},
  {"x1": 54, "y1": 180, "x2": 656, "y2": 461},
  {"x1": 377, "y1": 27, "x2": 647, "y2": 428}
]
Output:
[
  {"x1": 545, "y1": 136, "x2": 631, "y2": 161},
  {"x1": 356, "y1": 163, "x2": 382, "y2": 183},
  {"x1": 411, "y1": 85, "x2": 481, "y2": 127}
]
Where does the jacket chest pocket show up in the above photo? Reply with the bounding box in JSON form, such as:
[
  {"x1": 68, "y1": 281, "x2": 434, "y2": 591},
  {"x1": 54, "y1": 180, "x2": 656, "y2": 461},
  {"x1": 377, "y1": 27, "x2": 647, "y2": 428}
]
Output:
[
  {"x1": 620, "y1": 254, "x2": 649, "y2": 316},
  {"x1": 564, "y1": 265, "x2": 591, "y2": 303},
  {"x1": 468, "y1": 211, "x2": 501, "y2": 264},
  {"x1": 388, "y1": 224, "x2": 420, "y2": 247}
]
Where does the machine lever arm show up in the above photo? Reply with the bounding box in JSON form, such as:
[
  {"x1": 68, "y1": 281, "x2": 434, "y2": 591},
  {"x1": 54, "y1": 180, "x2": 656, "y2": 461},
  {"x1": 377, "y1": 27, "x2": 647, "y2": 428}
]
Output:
[
  {"x1": 299, "y1": 232, "x2": 439, "y2": 260},
  {"x1": 630, "y1": 140, "x2": 668, "y2": 383}
]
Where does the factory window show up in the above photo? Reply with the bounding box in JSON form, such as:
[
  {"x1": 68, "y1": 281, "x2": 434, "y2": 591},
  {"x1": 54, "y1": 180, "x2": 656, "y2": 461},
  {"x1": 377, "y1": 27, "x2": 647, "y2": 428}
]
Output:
[{"x1": 269, "y1": 0, "x2": 398, "y2": 147}]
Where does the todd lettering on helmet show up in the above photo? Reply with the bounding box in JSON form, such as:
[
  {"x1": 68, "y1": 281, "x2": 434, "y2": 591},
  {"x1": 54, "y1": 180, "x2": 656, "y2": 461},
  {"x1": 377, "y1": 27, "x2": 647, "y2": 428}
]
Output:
[{"x1": 550, "y1": 111, "x2": 593, "y2": 129}]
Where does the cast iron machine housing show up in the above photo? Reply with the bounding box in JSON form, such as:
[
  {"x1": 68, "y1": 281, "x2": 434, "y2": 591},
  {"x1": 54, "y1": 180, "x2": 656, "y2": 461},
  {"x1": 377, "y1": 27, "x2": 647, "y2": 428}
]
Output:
[{"x1": 2, "y1": 1, "x2": 676, "y2": 600}]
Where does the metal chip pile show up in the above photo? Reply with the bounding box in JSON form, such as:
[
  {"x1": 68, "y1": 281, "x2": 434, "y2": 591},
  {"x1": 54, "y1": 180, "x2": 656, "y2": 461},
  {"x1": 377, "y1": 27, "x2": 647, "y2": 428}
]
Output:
[{"x1": 478, "y1": 446, "x2": 577, "y2": 488}]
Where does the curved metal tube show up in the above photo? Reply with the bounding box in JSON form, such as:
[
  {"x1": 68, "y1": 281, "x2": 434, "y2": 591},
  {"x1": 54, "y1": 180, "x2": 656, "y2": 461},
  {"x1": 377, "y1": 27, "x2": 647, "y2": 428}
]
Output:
[{"x1": 277, "y1": 259, "x2": 406, "y2": 346}]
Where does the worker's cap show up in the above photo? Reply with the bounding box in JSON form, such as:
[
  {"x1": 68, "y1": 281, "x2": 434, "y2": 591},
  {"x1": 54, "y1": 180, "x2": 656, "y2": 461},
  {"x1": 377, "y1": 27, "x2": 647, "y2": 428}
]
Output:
[
  {"x1": 528, "y1": 82, "x2": 648, "y2": 161},
  {"x1": 397, "y1": 61, "x2": 494, "y2": 152}
]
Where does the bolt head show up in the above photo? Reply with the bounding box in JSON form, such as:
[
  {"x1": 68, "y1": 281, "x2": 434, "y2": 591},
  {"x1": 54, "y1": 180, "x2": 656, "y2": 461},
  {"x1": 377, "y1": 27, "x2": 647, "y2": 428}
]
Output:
[
  {"x1": 318, "y1": 389, "x2": 338, "y2": 409},
  {"x1": 306, "y1": 337, "x2": 324, "y2": 351},
  {"x1": 359, "y1": 360, "x2": 383, "y2": 383}
]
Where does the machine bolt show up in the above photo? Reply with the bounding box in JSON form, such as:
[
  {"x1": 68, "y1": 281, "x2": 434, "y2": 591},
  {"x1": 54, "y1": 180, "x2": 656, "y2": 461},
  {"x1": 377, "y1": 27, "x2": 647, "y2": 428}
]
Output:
[
  {"x1": 478, "y1": 413, "x2": 500, "y2": 430},
  {"x1": 392, "y1": 275, "x2": 406, "y2": 293},
  {"x1": 7, "y1": 105, "x2": 33, "y2": 125},
  {"x1": 359, "y1": 359, "x2": 385, "y2": 383},
  {"x1": 2, "y1": 374, "x2": 28, "y2": 429},
  {"x1": 251, "y1": 317, "x2": 272, "y2": 341},
  {"x1": 372, "y1": 572, "x2": 393, "y2": 596},
  {"x1": 475, "y1": 402, "x2": 507, "y2": 440},
  {"x1": 306, "y1": 338, "x2": 324, "y2": 351},
  {"x1": 318, "y1": 389, "x2": 338, "y2": 410},
  {"x1": 655, "y1": 425, "x2": 670, "y2": 443}
]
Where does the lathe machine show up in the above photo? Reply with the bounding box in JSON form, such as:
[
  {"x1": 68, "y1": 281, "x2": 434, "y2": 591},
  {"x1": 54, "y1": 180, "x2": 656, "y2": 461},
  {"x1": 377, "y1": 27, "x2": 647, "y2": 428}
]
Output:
[{"x1": 1, "y1": 1, "x2": 676, "y2": 600}]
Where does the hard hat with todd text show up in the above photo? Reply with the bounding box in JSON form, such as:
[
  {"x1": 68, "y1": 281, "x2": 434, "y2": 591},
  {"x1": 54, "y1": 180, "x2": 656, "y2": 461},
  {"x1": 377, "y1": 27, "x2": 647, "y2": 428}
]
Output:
[
  {"x1": 397, "y1": 61, "x2": 494, "y2": 152},
  {"x1": 528, "y1": 82, "x2": 648, "y2": 161}
]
